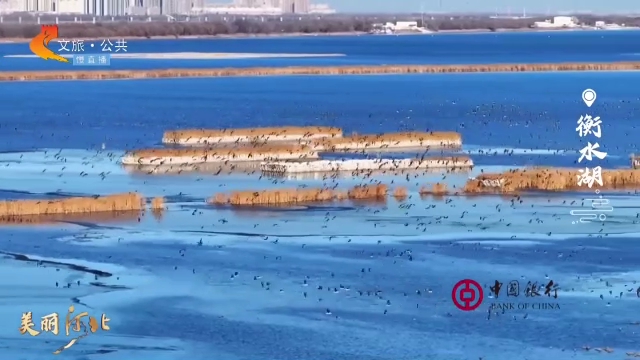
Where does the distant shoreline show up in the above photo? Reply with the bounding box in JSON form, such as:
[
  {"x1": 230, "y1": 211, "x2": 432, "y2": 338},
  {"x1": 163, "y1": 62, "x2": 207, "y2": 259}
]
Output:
[
  {"x1": 0, "y1": 31, "x2": 366, "y2": 43},
  {"x1": 1, "y1": 27, "x2": 635, "y2": 44},
  {"x1": 2, "y1": 62, "x2": 639, "y2": 83}
]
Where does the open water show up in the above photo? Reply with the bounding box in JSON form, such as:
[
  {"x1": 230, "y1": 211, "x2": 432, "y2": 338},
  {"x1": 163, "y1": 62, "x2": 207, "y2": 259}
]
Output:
[
  {"x1": 0, "y1": 32, "x2": 639, "y2": 360},
  {"x1": 1, "y1": 30, "x2": 640, "y2": 70}
]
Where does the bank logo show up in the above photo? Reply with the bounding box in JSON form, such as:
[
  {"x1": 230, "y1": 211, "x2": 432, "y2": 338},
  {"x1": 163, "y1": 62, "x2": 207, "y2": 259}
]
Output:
[
  {"x1": 452, "y1": 278, "x2": 562, "y2": 312},
  {"x1": 451, "y1": 279, "x2": 483, "y2": 311},
  {"x1": 29, "y1": 24, "x2": 69, "y2": 63}
]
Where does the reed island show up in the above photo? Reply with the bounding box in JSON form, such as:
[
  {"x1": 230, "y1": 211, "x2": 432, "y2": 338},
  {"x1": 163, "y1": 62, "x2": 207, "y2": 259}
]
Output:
[
  {"x1": 122, "y1": 127, "x2": 465, "y2": 173},
  {"x1": 206, "y1": 166, "x2": 640, "y2": 207},
  {"x1": 162, "y1": 126, "x2": 343, "y2": 145},
  {"x1": 463, "y1": 167, "x2": 640, "y2": 193},
  {"x1": 121, "y1": 144, "x2": 319, "y2": 165},
  {"x1": 0, "y1": 193, "x2": 168, "y2": 224}
]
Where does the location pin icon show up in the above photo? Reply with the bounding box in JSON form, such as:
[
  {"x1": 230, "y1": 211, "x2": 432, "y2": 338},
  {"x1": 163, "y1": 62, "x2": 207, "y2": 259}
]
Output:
[{"x1": 582, "y1": 89, "x2": 596, "y2": 107}]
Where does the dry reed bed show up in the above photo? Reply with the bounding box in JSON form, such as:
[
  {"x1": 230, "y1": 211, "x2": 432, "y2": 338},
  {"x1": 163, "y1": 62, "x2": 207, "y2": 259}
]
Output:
[
  {"x1": 420, "y1": 183, "x2": 449, "y2": 195},
  {"x1": 151, "y1": 197, "x2": 165, "y2": 210},
  {"x1": 150, "y1": 197, "x2": 165, "y2": 221},
  {"x1": 0, "y1": 210, "x2": 142, "y2": 225},
  {"x1": 309, "y1": 131, "x2": 462, "y2": 150},
  {"x1": 125, "y1": 144, "x2": 309, "y2": 158},
  {"x1": 393, "y1": 187, "x2": 408, "y2": 199},
  {"x1": 3, "y1": 62, "x2": 640, "y2": 82},
  {"x1": 163, "y1": 126, "x2": 342, "y2": 145},
  {"x1": 463, "y1": 168, "x2": 640, "y2": 193},
  {"x1": 121, "y1": 144, "x2": 318, "y2": 165},
  {"x1": 269, "y1": 166, "x2": 471, "y2": 181},
  {"x1": 210, "y1": 184, "x2": 389, "y2": 206},
  {"x1": 122, "y1": 161, "x2": 263, "y2": 175},
  {"x1": 0, "y1": 192, "x2": 144, "y2": 217}
]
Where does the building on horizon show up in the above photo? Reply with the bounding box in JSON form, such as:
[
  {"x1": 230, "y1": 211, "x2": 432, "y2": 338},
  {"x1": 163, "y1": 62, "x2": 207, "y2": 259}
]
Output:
[
  {"x1": 0, "y1": 0, "x2": 325, "y2": 15},
  {"x1": 197, "y1": 4, "x2": 281, "y2": 14},
  {"x1": 533, "y1": 16, "x2": 579, "y2": 28},
  {"x1": 204, "y1": 0, "x2": 315, "y2": 14},
  {"x1": 309, "y1": 3, "x2": 333, "y2": 14},
  {"x1": 237, "y1": 0, "x2": 310, "y2": 13},
  {"x1": 279, "y1": 0, "x2": 308, "y2": 13},
  {"x1": 0, "y1": 0, "x2": 203, "y2": 14},
  {"x1": 235, "y1": 0, "x2": 276, "y2": 7}
]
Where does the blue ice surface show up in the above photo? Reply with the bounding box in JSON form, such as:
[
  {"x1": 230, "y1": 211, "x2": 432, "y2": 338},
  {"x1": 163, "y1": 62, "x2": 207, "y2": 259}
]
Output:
[
  {"x1": 0, "y1": 70, "x2": 639, "y2": 359},
  {"x1": 2, "y1": 30, "x2": 640, "y2": 70}
]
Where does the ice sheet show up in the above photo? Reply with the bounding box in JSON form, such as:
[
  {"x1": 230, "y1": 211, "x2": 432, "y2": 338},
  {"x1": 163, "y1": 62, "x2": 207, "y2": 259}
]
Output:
[{"x1": 0, "y1": 148, "x2": 639, "y2": 360}]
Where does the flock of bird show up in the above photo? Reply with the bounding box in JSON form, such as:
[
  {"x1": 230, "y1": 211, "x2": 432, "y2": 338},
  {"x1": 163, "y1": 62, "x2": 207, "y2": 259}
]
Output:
[
  {"x1": 1, "y1": 94, "x2": 639, "y2": 358},
  {"x1": 2, "y1": 134, "x2": 636, "y2": 355}
]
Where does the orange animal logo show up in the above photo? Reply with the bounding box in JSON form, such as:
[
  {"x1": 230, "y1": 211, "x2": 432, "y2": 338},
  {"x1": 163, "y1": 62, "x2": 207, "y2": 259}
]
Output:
[{"x1": 29, "y1": 24, "x2": 69, "y2": 63}]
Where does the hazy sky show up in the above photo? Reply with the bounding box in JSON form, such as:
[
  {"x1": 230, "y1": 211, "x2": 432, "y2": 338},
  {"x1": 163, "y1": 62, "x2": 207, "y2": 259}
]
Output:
[{"x1": 326, "y1": 0, "x2": 640, "y2": 13}]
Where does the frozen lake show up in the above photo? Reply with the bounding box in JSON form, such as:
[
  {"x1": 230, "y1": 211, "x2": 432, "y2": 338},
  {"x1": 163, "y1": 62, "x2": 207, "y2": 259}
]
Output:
[{"x1": 0, "y1": 149, "x2": 639, "y2": 360}]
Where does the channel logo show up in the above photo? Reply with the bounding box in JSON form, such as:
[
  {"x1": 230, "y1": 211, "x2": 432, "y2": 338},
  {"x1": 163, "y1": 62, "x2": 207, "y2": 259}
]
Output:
[{"x1": 29, "y1": 24, "x2": 69, "y2": 63}]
